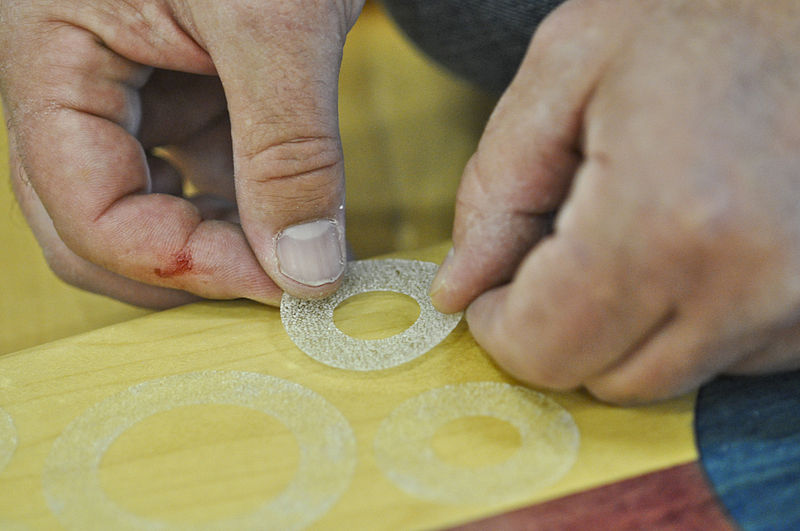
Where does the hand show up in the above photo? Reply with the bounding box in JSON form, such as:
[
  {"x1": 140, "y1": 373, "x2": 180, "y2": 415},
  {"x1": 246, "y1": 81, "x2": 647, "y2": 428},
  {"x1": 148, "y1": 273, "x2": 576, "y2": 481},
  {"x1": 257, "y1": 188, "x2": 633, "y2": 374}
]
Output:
[
  {"x1": 0, "y1": 0, "x2": 364, "y2": 308},
  {"x1": 430, "y1": 0, "x2": 800, "y2": 403}
]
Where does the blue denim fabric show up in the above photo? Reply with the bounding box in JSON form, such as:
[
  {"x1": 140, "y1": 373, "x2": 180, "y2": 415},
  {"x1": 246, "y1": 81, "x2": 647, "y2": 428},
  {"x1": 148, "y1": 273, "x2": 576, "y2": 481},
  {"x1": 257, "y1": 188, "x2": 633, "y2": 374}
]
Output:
[{"x1": 695, "y1": 370, "x2": 800, "y2": 531}]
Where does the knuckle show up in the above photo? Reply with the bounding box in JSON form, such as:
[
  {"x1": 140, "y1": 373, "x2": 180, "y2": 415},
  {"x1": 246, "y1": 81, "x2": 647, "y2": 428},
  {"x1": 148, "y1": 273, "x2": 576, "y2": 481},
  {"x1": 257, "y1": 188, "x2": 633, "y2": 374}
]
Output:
[
  {"x1": 521, "y1": 359, "x2": 583, "y2": 391},
  {"x1": 492, "y1": 316, "x2": 583, "y2": 390},
  {"x1": 585, "y1": 365, "x2": 684, "y2": 405},
  {"x1": 677, "y1": 200, "x2": 736, "y2": 250},
  {"x1": 585, "y1": 379, "x2": 659, "y2": 406},
  {"x1": 5, "y1": 26, "x2": 141, "y2": 132},
  {"x1": 238, "y1": 134, "x2": 342, "y2": 183}
]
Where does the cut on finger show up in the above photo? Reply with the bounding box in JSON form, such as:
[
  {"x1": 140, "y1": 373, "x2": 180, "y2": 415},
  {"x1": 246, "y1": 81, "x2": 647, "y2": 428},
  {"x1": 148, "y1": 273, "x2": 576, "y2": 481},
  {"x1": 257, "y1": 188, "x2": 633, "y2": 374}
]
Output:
[{"x1": 10, "y1": 144, "x2": 200, "y2": 309}]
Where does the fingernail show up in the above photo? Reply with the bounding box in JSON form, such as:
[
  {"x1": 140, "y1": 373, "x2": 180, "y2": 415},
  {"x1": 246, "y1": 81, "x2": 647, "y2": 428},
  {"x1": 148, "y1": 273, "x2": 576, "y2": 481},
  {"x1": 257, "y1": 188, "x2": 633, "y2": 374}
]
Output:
[
  {"x1": 276, "y1": 219, "x2": 344, "y2": 287},
  {"x1": 429, "y1": 246, "x2": 454, "y2": 298}
]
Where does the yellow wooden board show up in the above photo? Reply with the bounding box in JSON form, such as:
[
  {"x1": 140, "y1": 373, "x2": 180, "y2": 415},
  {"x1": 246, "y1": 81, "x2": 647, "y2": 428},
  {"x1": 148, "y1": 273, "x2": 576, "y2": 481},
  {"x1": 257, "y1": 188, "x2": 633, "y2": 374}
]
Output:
[{"x1": 0, "y1": 243, "x2": 696, "y2": 530}]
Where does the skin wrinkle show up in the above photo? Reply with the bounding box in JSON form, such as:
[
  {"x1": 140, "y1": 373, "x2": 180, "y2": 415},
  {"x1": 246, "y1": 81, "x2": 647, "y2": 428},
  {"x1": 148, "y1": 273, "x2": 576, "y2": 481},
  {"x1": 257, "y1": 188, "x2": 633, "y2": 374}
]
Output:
[
  {"x1": 17, "y1": 117, "x2": 140, "y2": 226},
  {"x1": 254, "y1": 179, "x2": 343, "y2": 219},
  {"x1": 164, "y1": 0, "x2": 207, "y2": 48},
  {"x1": 591, "y1": 308, "x2": 678, "y2": 384},
  {"x1": 60, "y1": 86, "x2": 141, "y2": 136},
  {"x1": 237, "y1": 135, "x2": 341, "y2": 171},
  {"x1": 54, "y1": 0, "x2": 214, "y2": 73},
  {"x1": 105, "y1": 0, "x2": 202, "y2": 65},
  {"x1": 9, "y1": 25, "x2": 147, "y2": 133},
  {"x1": 455, "y1": 156, "x2": 543, "y2": 248},
  {"x1": 113, "y1": 0, "x2": 164, "y2": 43},
  {"x1": 454, "y1": 204, "x2": 540, "y2": 272},
  {"x1": 246, "y1": 160, "x2": 341, "y2": 186},
  {"x1": 28, "y1": 26, "x2": 147, "y2": 87}
]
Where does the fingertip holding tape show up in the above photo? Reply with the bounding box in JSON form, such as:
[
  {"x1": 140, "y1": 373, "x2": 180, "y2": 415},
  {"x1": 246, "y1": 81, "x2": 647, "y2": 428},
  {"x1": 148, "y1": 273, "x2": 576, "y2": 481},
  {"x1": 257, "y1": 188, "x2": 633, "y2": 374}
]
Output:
[{"x1": 280, "y1": 259, "x2": 463, "y2": 371}]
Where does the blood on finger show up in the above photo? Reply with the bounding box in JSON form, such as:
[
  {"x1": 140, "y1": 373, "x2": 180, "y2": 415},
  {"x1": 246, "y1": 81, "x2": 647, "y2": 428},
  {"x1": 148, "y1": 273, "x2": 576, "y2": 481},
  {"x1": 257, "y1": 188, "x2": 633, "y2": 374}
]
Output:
[{"x1": 154, "y1": 248, "x2": 193, "y2": 278}]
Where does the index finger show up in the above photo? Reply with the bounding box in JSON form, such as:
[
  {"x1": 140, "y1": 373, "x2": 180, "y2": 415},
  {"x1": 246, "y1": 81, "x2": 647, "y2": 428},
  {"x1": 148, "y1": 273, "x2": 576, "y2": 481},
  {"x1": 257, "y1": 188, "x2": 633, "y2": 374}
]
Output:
[
  {"x1": 8, "y1": 25, "x2": 281, "y2": 304},
  {"x1": 465, "y1": 160, "x2": 674, "y2": 391}
]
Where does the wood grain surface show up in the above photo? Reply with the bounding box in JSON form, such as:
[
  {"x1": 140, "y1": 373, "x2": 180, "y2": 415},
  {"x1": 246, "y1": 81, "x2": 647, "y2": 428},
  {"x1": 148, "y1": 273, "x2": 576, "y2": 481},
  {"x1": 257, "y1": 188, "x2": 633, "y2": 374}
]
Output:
[{"x1": 0, "y1": 245, "x2": 697, "y2": 530}]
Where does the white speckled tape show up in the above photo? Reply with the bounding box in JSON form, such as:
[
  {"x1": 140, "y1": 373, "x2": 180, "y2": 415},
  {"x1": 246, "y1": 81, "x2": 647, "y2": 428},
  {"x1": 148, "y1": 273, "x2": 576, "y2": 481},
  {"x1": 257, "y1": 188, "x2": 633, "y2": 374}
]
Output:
[
  {"x1": 374, "y1": 382, "x2": 580, "y2": 505},
  {"x1": 43, "y1": 371, "x2": 357, "y2": 531},
  {"x1": 281, "y1": 259, "x2": 462, "y2": 371}
]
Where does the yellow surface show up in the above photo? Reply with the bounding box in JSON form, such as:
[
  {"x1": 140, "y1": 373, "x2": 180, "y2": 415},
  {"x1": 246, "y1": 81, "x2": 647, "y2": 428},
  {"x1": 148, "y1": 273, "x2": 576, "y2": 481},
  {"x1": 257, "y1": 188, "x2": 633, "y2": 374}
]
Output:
[
  {"x1": 0, "y1": 242, "x2": 696, "y2": 530},
  {"x1": 340, "y1": 4, "x2": 495, "y2": 256},
  {"x1": 1, "y1": 3, "x2": 492, "y2": 355}
]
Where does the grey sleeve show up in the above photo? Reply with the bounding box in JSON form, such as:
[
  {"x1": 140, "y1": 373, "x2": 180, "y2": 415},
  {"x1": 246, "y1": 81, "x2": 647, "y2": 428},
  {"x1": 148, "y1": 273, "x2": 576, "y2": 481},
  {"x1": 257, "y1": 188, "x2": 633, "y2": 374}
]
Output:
[{"x1": 381, "y1": 0, "x2": 567, "y2": 93}]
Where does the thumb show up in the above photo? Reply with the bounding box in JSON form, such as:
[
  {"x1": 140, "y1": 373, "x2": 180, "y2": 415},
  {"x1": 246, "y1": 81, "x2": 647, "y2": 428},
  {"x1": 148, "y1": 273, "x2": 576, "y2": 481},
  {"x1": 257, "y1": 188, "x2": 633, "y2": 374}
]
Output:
[
  {"x1": 187, "y1": 0, "x2": 364, "y2": 298},
  {"x1": 430, "y1": 1, "x2": 633, "y2": 313}
]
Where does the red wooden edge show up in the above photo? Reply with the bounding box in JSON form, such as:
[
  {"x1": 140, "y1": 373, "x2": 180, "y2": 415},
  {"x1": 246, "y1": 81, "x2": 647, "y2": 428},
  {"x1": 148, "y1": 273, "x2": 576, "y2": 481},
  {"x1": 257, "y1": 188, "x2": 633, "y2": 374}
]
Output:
[{"x1": 449, "y1": 462, "x2": 735, "y2": 531}]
